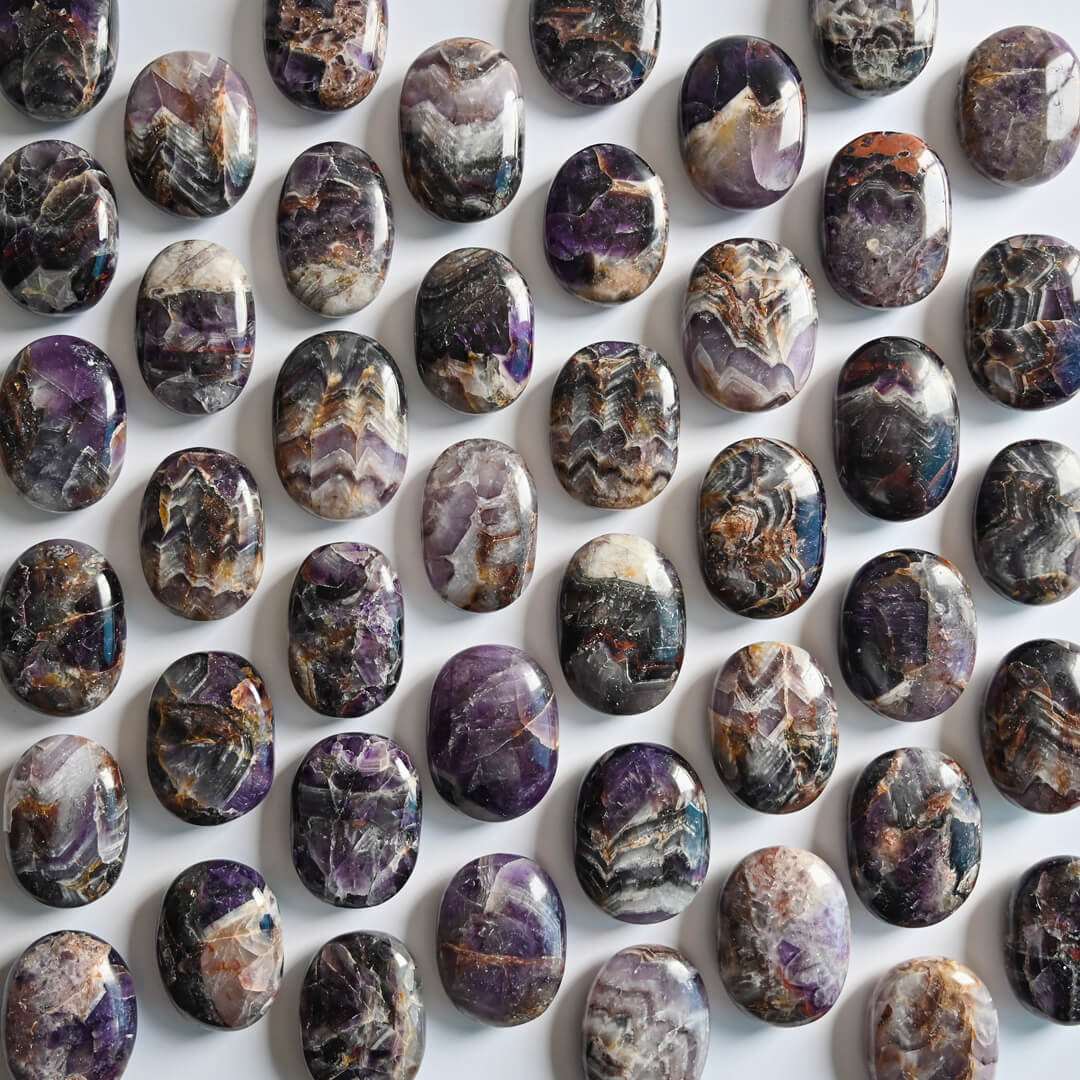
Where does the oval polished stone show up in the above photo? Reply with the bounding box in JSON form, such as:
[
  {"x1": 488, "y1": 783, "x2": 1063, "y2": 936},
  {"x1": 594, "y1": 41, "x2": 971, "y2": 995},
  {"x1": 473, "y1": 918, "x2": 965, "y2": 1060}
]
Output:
[
  {"x1": 679, "y1": 36, "x2": 806, "y2": 211},
  {"x1": 274, "y1": 332, "x2": 407, "y2": 521},
  {"x1": 0, "y1": 336, "x2": 125, "y2": 513},
  {"x1": 965, "y1": 235, "x2": 1080, "y2": 410},
  {"x1": 840, "y1": 549, "x2": 976, "y2": 721},
  {"x1": 683, "y1": 239, "x2": 817, "y2": 413},
  {"x1": 292, "y1": 733, "x2": 421, "y2": 908},
  {"x1": 0, "y1": 539, "x2": 124, "y2": 716},
  {"x1": 835, "y1": 336, "x2": 959, "y2": 521},
  {"x1": 148, "y1": 652, "x2": 273, "y2": 826},
  {"x1": 710, "y1": 642, "x2": 838, "y2": 815},
  {"x1": 849, "y1": 748, "x2": 982, "y2": 928},
  {"x1": 583, "y1": 945, "x2": 709, "y2": 1080},
  {"x1": 550, "y1": 341, "x2": 679, "y2": 509},
  {"x1": 301, "y1": 932, "x2": 424, "y2": 1080},
  {"x1": 428, "y1": 645, "x2": 557, "y2": 822},
  {"x1": 415, "y1": 248, "x2": 533, "y2": 414},
  {"x1": 437, "y1": 853, "x2": 566, "y2": 1027},
  {"x1": 823, "y1": 131, "x2": 951, "y2": 309},
  {"x1": 558, "y1": 533, "x2": 685, "y2": 715},
  {"x1": 4, "y1": 931, "x2": 136, "y2": 1080},
  {"x1": 136, "y1": 241, "x2": 254, "y2": 416},
  {"x1": 5, "y1": 735, "x2": 128, "y2": 908},
  {"x1": 125, "y1": 51, "x2": 257, "y2": 218},
  {"x1": 717, "y1": 846, "x2": 850, "y2": 1027},
  {"x1": 545, "y1": 143, "x2": 668, "y2": 305},
  {"x1": 575, "y1": 742, "x2": 709, "y2": 924},
  {"x1": 0, "y1": 140, "x2": 117, "y2": 316},
  {"x1": 959, "y1": 27, "x2": 1080, "y2": 187},
  {"x1": 264, "y1": 0, "x2": 387, "y2": 112},
  {"x1": 289, "y1": 542, "x2": 403, "y2": 718},
  {"x1": 698, "y1": 437, "x2": 826, "y2": 619},
  {"x1": 422, "y1": 439, "x2": 537, "y2": 613},
  {"x1": 400, "y1": 38, "x2": 523, "y2": 223},
  {"x1": 139, "y1": 448, "x2": 264, "y2": 622}
]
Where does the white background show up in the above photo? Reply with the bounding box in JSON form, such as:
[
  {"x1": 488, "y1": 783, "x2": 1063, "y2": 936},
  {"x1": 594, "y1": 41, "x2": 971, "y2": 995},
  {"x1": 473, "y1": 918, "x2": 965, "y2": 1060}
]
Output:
[{"x1": 0, "y1": 1, "x2": 1077, "y2": 1077}]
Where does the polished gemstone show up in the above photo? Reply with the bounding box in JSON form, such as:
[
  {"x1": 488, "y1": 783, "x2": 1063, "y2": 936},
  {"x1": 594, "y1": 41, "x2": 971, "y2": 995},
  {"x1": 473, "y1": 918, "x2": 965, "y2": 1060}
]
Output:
[
  {"x1": 558, "y1": 533, "x2": 685, "y2": 715},
  {"x1": 679, "y1": 36, "x2": 806, "y2": 210},
  {"x1": 139, "y1": 448, "x2": 264, "y2": 622},
  {"x1": 545, "y1": 143, "x2": 668, "y2": 304},
  {"x1": 0, "y1": 140, "x2": 117, "y2": 316},
  {"x1": 125, "y1": 51, "x2": 257, "y2": 218},
  {"x1": 710, "y1": 642, "x2": 838, "y2": 815},
  {"x1": 148, "y1": 652, "x2": 273, "y2": 826},
  {"x1": 422, "y1": 439, "x2": 537, "y2": 613},
  {"x1": 157, "y1": 860, "x2": 283, "y2": 1030},
  {"x1": 288, "y1": 543, "x2": 403, "y2": 718},
  {"x1": 428, "y1": 645, "x2": 557, "y2": 822},
  {"x1": 823, "y1": 131, "x2": 950, "y2": 308},
  {"x1": 840, "y1": 549, "x2": 976, "y2": 721},
  {"x1": 274, "y1": 332, "x2": 407, "y2": 521},
  {"x1": 0, "y1": 336, "x2": 125, "y2": 513},
  {"x1": 717, "y1": 846, "x2": 850, "y2": 1027},
  {"x1": 575, "y1": 742, "x2": 709, "y2": 924},
  {"x1": 683, "y1": 239, "x2": 817, "y2": 413},
  {"x1": 5, "y1": 735, "x2": 127, "y2": 908},
  {"x1": 0, "y1": 539, "x2": 124, "y2": 716},
  {"x1": 698, "y1": 437, "x2": 826, "y2": 619},
  {"x1": 437, "y1": 853, "x2": 565, "y2": 1027},
  {"x1": 400, "y1": 38, "x2": 523, "y2": 222},
  {"x1": 550, "y1": 341, "x2": 679, "y2": 509},
  {"x1": 415, "y1": 248, "x2": 533, "y2": 414}
]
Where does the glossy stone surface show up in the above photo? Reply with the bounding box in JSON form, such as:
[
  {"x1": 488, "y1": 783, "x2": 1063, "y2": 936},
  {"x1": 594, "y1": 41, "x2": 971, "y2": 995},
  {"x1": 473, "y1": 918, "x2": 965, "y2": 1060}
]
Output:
[
  {"x1": 811, "y1": 0, "x2": 937, "y2": 98},
  {"x1": 4, "y1": 931, "x2": 136, "y2": 1080},
  {"x1": 545, "y1": 143, "x2": 668, "y2": 305},
  {"x1": 575, "y1": 743, "x2": 709, "y2": 924},
  {"x1": 428, "y1": 645, "x2": 557, "y2": 822},
  {"x1": 550, "y1": 341, "x2": 679, "y2": 509},
  {"x1": 301, "y1": 932, "x2": 424, "y2": 1080},
  {"x1": 0, "y1": 539, "x2": 124, "y2": 716},
  {"x1": 710, "y1": 642, "x2": 838, "y2": 815},
  {"x1": 0, "y1": 336, "x2": 125, "y2": 513},
  {"x1": 264, "y1": 0, "x2": 387, "y2": 112},
  {"x1": 0, "y1": 140, "x2": 117, "y2": 316},
  {"x1": 288, "y1": 543, "x2": 403, "y2": 718},
  {"x1": 558, "y1": 533, "x2": 685, "y2": 715},
  {"x1": 157, "y1": 860, "x2": 283, "y2": 1030},
  {"x1": 679, "y1": 36, "x2": 806, "y2": 211},
  {"x1": 148, "y1": 652, "x2": 273, "y2": 826},
  {"x1": 959, "y1": 27, "x2": 1080, "y2": 187},
  {"x1": 422, "y1": 439, "x2": 537, "y2": 613},
  {"x1": 125, "y1": 52, "x2": 257, "y2": 218},
  {"x1": 835, "y1": 336, "x2": 958, "y2": 521},
  {"x1": 292, "y1": 733, "x2": 421, "y2": 908},
  {"x1": 683, "y1": 239, "x2": 817, "y2": 413},
  {"x1": 822, "y1": 131, "x2": 950, "y2": 309},
  {"x1": 437, "y1": 854, "x2": 565, "y2": 1027},
  {"x1": 840, "y1": 549, "x2": 976, "y2": 721},
  {"x1": 717, "y1": 846, "x2": 850, "y2": 1027},
  {"x1": 274, "y1": 332, "x2": 407, "y2": 521},
  {"x1": 869, "y1": 958, "x2": 998, "y2": 1080},
  {"x1": 136, "y1": 241, "x2": 254, "y2": 416},
  {"x1": 583, "y1": 945, "x2": 709, "y2": 1080},
  {"x1": 965, "y1": 235, "x2": 1080, "y2": 410},
  {"x1": 5, "y1": 735, "x2": 127, "y2": 908},
  {"x1": 400, "y1": 38, "x2": 523, "y2": 223},
  {"x1": 698, "y1": 437, "x2": 826, "y2": 619},
  {"x1": 529, "y1": 0, "x2": 660, "y2": 107},
  {"x1": 849, "y1": 748, "x2": 981, "y2": 928},
  {"x1": 415, "y1": 248, "x2": 533, "y2": 414}
]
